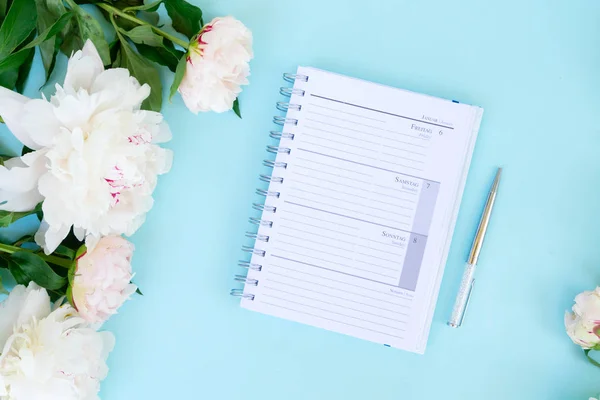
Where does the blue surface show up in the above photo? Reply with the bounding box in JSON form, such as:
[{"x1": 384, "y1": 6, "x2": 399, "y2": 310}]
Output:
[{"x1": 2, "y1": 0, "x2": 600, "y2": 398}]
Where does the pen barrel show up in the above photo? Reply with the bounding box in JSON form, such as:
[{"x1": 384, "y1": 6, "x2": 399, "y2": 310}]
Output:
[{"x1": 448, "y1": 262, "x2": 477, "y2": 328}]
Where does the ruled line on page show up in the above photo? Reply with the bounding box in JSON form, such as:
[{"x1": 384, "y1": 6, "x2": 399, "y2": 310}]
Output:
[
  {"x1": 262, "y1": 293, "x2": 405, "y2": 332},
  {"x1": 282, "y1": 210, "x2": 360, "y2": 230},
  {"x1": 285, "y1": 194, "x2": 412, "y2": 226},
  {"x1": 305, "y1": 125, "x2": 427, "y2": 156},
  {"x1": 272, "y1": 246, "x2": 397, "y2": 279},
  {"x1": 297, "y1": 148, "x2": 440, "y2": 184},
  {"x1": 269, "y1": 263, "x2": 412, "y2": 302},
  {"x1": 263, "y1": 284, "x2": 407, "y2": 328},
  {"x1": 284, "y1": 201, "x2": 421, "y2": 235},
  {"x1": 308, "y1": 103, "x2": 385, "y2": 122},
  {"x1": 271, "y1": 254, "x2": 403, "y2": 288},
  {"x1": 305, "y1": 118, "x2": 428, "y2": 149},
  {"x1": 288, "y1": 186, "x2": 414, "y2": 214},
  {"x1": 290, "y1": 176, "x2": 416, "y2": 203},
  {"x1": 278, "y1": 224, "x2": 404, "y2": 257},
  {"x1": 262, "y1": 284, "x2": 407, "y2": 323},
  {"x1": 268, "y1": 270, "x2": 404, "y2": 307},
  {"x1": 261, "y1": 300, "x2": 405, "y2": 339},
  {"x1": 296, "y1": 156, "x2": 373, "y2": 177},
  {"x1": 309, "y1": 93, "x2": 454, "y2": 130},
  {"x1": 307, "y1": 110, "x2": 431, "y2": 142},
  {"x1": 294, "y1": 164, "x2": 374, "y2": 184}
]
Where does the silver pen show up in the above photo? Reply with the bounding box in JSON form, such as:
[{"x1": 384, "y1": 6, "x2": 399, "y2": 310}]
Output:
[{"x1": 448, "y1": 167, "x2": 502, "y2": 328}]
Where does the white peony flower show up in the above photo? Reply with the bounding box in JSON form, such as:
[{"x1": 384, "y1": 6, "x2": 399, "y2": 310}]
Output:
[
  {"x1": 0, "y1": 39, "x2": 173, "y2": 254},
  {"x1": 565, "y1": 287, "x2": 600, "y2": 349},
  {"x1": 178, "y1": 16, "x2": 253, "y2": 113},
  {"x1": 71, "y1": 236, "x2": 137, "y2": 324},
  {"x1": 0, "y1": 283, "x2": 114, "y2": 399}
]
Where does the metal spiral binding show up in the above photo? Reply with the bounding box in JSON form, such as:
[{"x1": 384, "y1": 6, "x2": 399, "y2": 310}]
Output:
[
  {"x1": 273, "y1": 116, "x2": 298, "y2": 126},
  {"x1": 256, "y1": 188, "x2": 280, "y2": 198},
  {"x1": 231, "y1": 71, "x2": 309, "y2": 302},
  {"x1": 238, "y1": 260, "x2": 262, "y2": 271},
  {"x1": 269, "y1": 131, "x2": 294, "y2": 140},
  {"x1": 263, "y1": 159, "x2": 288, "y2": 169},
  {"x1": 280, "y1": 87, "x2": 305, "y2": 97},
  {"x1": 259, "y1": 174, "x2": 284, "y2": 184},
  {"x1": 276, "y1": 102, "x2": 302, "y2": 112}
]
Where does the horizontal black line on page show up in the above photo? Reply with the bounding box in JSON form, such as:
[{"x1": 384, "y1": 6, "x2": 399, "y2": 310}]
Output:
[
  {"x1": 306, "y1": 118, "x2": 428, "y2": 149},
  {"x1": 278, "y1": 223, "x2": 404, "y2": 257},
  {"x1": 286, "y1": 194, "x2": 411, "y2": 223},
  {"x1": 261, "y1": 300, "x2": 405, "y2": 339},
  {"x1": 283, "y1": 210, "x2": 359, "y2": 230},
  {"x1": 308, "y1": 103, "x2": 385, "y2": 122},
  {"x1": 310, "y1": 93, "x2": 455, "y2": 130},
  {"x1": 288, "y1": 186, "x2": 414, "y2": 214},
  {"x1": 304, "y1": 125, "x2": 427, "y2": 156},
  {"x1": 291, "y1": 172, "x2": 417, "y2": 203},
  {"x1": 277, "y1": 232, "x2": 400, "y2": 272},
  {"x1": 307, "y1": 110, "x2": 430, "y2": 142},
  {"x1": 272, "y1": 246, "x2": 397, "y2": 279},
  {"x1": 298, "y1": 148, "x2": 440, "y2": 184},
  {"x1": 262, "y1": 283, "x2": 408, "y2": 323},
  {"x1": 285, "y1": 201, "x2": 423, "y2": 236},
  {"x1": 272, "y1": 254, "x2": 402, "y2": 289},
  {"x1": 297, "y1": 156, "x2": 372, "y2": 177},
  {"x1": 269, "y1": 263, "x2": 412, "y2": 302},
  {"x1": 263, "y1": 288, "x2": 406, "y2": 330},
  {"x1": 262, "y1": 292, "x2": 406, "y2": 332}
]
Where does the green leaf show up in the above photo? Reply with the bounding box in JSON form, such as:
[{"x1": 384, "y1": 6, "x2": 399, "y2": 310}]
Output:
[
  {"x1": 169, "y1": 54, "x2": 186, "y2": 100},
  {"x1": 0, "y1": 276, "x2": 8, "y2": 295},
  {"x1": 0, "y1": 48, "x2": 33, "y2": 76},
  {"x1": 111, "y1": 0, "x2": 144, "y2": 10},
  {"x1": 0, "y1": 0, "x2": 8, "y2": 22},
  {"x1": 22, "y1": 146, "x2": 34, "y2": 155},
  {"x1": 23, "y1": 12, "x2": 72, "y2": 51},
  {"x1": 124, "y1": 0, "x2": 162, "y2": 12},
  {"x1": 68, "y1": 2, "x2": 110, "y2": 65},
  {"x1": 0, "y1": 13, "x2": 72, "y2": 77},
  {"x1": 0, "y1": 0, "x2": 38, "y2": 59},
  {"x1": 15, "y1": 48, "x2": 34, "y2": 93},
  {"x1": 0, "y1": 209, "x2": 37, "y2": 228},
  {"x1": 10, "y1": 251, "x2": 67, "y2": 290},
  {"x1": 0, "y1": 68, "x2": 18, "y2": 89},
  {"x1": 135, "y1": 286, "x2": 143, "y2": 295},
  {"x1": 139, "y1": 10, "x2": 159, "y2": 25},
  {"x1": 164, "y1": 0, "x2": 203, "y2": 39},
  {"x1": 233, "y1": 98, "x2": 241, "y2": 118},
  {"x1": 121, "y1": 25, "x2": 162, "y2": 47},
  {"x1": 8, "y1": 259, "x2": 30, "y2": 285},
  {"x1": 118, "y1": 35, "x2": 162, "y2": 111},
  {"x1": 136, "y1": 39, "x2": 183, "y2": 72},
  {"x1": 53, "y1": 245, "x2": 76, "y2": 260}
]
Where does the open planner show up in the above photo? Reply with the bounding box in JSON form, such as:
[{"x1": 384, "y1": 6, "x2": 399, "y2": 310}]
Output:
[{"x1": 231, "y1": 67, "x2": 483, "y2": 353}]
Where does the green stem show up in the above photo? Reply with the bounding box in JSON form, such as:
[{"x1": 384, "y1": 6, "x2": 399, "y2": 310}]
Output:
[
  {"x1": 584, "y1": 349, "x2": 600, "y2": 369},
  {"x1": 96, "y1": 2, "x2": 190, "y2": 49},
  {"x1": 0, "y1": 243, "x2": 72, "y2": 268}
]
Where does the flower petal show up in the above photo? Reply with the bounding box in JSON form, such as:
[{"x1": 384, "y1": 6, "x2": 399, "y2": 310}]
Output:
[
  {"x1": 0, "y1": 283, "x2": 50, "y2": 347},
  {"x1": 20, "y1": 99, "x2": 62, "y2": 148},
  {"x1": 0, "y1": 86, "x2": 40, "y2": 150},
  {"x1": 63, "y1": 39, "x2": 104, "y2": 93},
  {"x1": 0, "y1": 150, "x2": 47, "y2": 212},
  {"x1": 35, "y1": 219, "x2": 71, "y2": 255}
]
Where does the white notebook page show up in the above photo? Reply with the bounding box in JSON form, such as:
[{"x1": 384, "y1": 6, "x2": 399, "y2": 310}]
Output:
[{"x1": 241, "y1": 67, "x2": 483, "y2": 353}]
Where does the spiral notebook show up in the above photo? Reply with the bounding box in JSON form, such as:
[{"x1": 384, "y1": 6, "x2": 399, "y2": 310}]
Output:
[{"x1": 232, "y1": 66, "x2": 483, "y2": 353}]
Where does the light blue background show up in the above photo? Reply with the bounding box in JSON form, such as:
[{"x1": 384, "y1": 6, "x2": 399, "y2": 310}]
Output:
[{"x1": 2, "y1": 0, "x2": 600, "y2": 398}]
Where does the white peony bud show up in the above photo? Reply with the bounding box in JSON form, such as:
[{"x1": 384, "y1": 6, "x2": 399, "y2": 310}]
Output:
[
  {"x1": 178, "y1": 16, "x2": 253, "y2": 113},
  {"x1": 71, "y1": 236, "x2": 137, "y2": 324},
  {"x1": 565, "y1": 287, "x2": 600, "y2": 349}
]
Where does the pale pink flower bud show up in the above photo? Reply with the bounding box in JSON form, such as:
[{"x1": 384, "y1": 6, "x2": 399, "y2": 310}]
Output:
[
  {"x1": 178, "y1": 16, "x2": 253, "y2": 113},
  {"x1": 71, "y1": 236, "x2": 137, "y2": 324},
  {"x1": 565, "y1": 287, "x2": 600, "y2": 349}
]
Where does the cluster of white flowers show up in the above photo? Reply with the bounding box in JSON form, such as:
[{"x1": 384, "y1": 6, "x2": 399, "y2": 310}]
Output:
[{"x1": 0, "y1": 283, "x2": 114, "y2": 399}]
